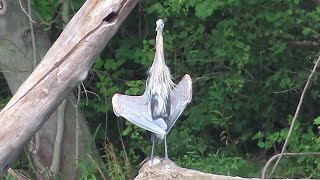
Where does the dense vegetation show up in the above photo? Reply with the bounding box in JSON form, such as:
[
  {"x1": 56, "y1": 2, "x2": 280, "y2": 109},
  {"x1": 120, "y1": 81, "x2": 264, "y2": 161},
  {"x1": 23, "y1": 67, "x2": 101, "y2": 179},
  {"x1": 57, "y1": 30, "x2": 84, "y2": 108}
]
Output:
[{"x1": 5, "y1": 0, "x2": 320, "y2": 179}]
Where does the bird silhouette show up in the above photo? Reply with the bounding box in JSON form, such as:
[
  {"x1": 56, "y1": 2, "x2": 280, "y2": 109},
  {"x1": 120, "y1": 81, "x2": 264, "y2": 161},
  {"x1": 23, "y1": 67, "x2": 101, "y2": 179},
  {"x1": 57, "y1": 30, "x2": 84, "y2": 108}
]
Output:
[{"x1": 112, "y1": 19, "x2": 192, "y2": 165}]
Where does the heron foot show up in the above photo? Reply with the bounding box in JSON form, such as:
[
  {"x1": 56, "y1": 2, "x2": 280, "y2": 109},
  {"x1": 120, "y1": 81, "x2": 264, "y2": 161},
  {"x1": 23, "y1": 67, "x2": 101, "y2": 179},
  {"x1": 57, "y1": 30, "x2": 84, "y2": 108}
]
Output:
[
  {"x1": 149, "y1": 156, "x2": 161, "y2": 166},
  {"x1": 164, "y1": 154, "x2": 169, "y2": 160}
]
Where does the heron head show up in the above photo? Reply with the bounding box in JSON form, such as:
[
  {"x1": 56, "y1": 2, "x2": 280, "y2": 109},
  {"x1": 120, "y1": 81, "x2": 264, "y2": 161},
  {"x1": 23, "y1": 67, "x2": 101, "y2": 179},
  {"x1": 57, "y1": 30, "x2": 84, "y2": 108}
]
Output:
[{"x1": 155, "y1": 19, "x2": 164, "y2": 32}]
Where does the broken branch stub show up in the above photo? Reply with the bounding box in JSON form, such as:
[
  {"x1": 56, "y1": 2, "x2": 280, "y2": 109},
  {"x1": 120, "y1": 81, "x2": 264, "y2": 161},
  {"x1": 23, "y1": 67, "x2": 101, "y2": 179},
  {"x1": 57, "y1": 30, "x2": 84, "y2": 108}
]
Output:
[{"x1": 0, "y1": 0, "x2": 138, "y2": 174}]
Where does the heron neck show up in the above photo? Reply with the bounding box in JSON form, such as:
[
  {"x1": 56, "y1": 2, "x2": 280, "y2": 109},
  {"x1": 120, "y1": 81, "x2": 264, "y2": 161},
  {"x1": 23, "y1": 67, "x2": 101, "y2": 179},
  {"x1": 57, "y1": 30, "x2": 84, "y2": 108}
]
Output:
[
  {"x1": 152, "y1": 30, "x2": 165, "y2": 67},
  {"x1": 147, "y1": 29, "x2": 175, "y2": 96}
]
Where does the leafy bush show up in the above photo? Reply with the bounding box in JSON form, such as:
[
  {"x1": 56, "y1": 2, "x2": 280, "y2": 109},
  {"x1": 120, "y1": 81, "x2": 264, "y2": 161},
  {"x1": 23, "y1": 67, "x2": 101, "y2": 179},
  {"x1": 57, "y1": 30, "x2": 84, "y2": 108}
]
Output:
[
  {"x1": 91, "y1": 0, "x2": 320, "y2": 178},
  {"x1": 12, "y1": 0, "x2": 320, "y2": 178}
]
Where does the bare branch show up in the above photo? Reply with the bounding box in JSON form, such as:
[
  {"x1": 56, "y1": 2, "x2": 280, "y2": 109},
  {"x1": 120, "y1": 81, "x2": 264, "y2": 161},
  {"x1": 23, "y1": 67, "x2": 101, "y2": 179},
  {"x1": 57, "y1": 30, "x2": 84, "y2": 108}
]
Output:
[
  {"x1": 27, "y1": 0, "x2": 37, "y2": 69},
  {"x1": 262, "y1": 152, "x2": 320, "y2": 179},
  {"x1": 50, "y1": 99, "x2": 67, "y2": 173},
  {"x1": 18, "y1": 0, "x2": 36, "y2": 23},
  {"x1": 287, "y1": 40, "x2": 319, "y2": 46},
  {"x1": 268, "y1": 55, "x2": 320, "y2": 177}
]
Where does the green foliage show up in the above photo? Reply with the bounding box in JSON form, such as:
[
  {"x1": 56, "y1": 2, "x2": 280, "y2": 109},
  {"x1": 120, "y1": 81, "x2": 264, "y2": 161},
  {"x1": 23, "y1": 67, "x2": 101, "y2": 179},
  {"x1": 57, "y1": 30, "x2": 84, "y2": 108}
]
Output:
[
  {"x1": 85, "y1": 0, "x2": 320, "y2": 178},
  {"x1": 104, "y1": 142, "x2": 135, "y2": 179},
  {"x1": 3, "y1": 174, "x2": 15, "y2": 180},
  {"x1": 16, "y1": 0, "x2": 320, "y2": 178},
  {"x1": 32, "y1": 0, "x2": 59, "y2": 21},
  {"x1": 93, "y1": 0, "x2": 320, "y2": 178},
  {"x1": 176, "y1": 152, "x2": 261, "y2": 177},
  {"x1": 77, "y1": 158, "x2": 101, "y2": 180},
  {"x1": 253, "y1": 116, "x2": 320, "y2": 177},
  {"x1": 77, "y1": 149, "x2": 111, "y2": 180}
]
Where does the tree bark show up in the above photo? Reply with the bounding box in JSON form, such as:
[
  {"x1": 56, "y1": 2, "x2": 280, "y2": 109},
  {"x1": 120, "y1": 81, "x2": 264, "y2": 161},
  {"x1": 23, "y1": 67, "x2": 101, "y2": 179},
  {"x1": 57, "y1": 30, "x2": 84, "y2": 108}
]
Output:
[
  {"x1": 135, "y1": 158, "x2": 310, "y2": 180},
  {"x1": 0, "y1": 0, "x2": 138, "y2": 177},
  {"x1": 0, "y1": 0, "x2": 105, "y2": 179}
]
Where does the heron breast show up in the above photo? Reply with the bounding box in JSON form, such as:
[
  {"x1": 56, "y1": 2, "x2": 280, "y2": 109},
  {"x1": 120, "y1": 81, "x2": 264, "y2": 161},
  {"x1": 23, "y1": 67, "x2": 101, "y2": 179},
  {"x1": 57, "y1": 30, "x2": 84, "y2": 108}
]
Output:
[{"x1": 150, "y1": 93, "x2": 170, "y2": 119}]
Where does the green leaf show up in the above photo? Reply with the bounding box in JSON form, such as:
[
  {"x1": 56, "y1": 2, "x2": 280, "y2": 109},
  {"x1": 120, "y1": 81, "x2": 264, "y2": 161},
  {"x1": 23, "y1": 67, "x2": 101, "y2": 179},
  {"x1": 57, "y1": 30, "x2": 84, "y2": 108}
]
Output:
[
  {"x1": 257, "y1": 141, "x2": 265, "y2": 148},
  {"x1": 314, "y1": 117, "x2": 320, "y2": 125},
  {"x1": 302, "y1": 28, "x2": 312, "y2": 35},
  {"x1": 93, "y1": 123, "x2": 102, "y2": 140}
]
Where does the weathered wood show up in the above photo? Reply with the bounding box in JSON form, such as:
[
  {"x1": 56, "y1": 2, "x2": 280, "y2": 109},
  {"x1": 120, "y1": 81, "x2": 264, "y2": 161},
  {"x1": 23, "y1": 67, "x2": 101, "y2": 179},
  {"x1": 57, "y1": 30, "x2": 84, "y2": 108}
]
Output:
[
  {"x1": 0, "y1": 1, "x2": 105, "y2": 178},
  {"x1": 0, "y1": 0, "x2": 138, "y2": 174},
  {"x1": 135, "y1": 158, "x2": 310, "y2": 180}
]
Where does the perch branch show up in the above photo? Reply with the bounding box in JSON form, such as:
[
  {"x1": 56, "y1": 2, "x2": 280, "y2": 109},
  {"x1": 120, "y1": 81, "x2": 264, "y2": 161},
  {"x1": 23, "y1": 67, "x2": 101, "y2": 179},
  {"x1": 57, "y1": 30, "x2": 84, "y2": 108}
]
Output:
[{"x1": 135, "y1": 158, "x2": 312, "y2": 180}]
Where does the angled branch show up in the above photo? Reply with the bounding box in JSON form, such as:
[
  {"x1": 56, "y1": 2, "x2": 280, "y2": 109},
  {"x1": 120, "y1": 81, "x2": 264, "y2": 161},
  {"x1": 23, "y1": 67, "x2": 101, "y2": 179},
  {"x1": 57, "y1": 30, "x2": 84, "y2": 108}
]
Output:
[
  {"x1": 0, "y1": 0, "x2": 138, "y2": 174},
  {"x1": 267, "y1": 55, "x2": 320, "y2": 178}
]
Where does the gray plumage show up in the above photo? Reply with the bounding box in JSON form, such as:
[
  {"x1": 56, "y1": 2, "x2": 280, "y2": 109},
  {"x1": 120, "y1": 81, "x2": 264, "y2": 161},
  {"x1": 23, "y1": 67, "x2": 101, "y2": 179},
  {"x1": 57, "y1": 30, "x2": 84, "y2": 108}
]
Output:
[{"x1": 112, "y1": 19, "x2": 192, "y2": 165}]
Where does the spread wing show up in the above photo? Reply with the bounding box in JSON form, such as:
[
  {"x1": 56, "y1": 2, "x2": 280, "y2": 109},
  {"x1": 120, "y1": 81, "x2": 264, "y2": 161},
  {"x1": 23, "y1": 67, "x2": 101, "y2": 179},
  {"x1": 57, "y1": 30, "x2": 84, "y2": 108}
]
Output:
[
  {"x1": 112, "y1": 93, "x2": 166, "y2": 135},
  {"x1": 167, "y1": 74, "x2": 192, "y2": 133}
]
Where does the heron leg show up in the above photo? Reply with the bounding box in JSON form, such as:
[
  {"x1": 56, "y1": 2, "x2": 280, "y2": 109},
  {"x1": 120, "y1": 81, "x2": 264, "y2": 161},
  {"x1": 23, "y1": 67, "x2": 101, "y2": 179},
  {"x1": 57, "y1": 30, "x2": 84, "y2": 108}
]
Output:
[
  {"x1": 164, "y1": 135, "x2": 168, "y2": 159},
  {"x1": 150, "y1": 134, "x2": 155, "y2": 165}
]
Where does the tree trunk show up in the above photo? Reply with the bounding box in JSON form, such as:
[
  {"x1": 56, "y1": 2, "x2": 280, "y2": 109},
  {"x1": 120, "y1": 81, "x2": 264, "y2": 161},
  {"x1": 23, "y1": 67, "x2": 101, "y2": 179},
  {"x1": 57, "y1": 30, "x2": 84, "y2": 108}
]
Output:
[
  {"x1": 0, "y1": 0, "x2": 138, "y2": 178},
  {"x1": 0, "y1": 0, "x2": 104, "y2": 179}
]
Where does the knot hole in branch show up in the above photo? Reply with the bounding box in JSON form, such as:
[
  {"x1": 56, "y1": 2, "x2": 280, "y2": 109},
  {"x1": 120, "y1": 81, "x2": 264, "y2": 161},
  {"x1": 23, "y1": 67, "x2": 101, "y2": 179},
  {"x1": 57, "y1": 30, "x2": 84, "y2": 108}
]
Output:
[
  {"x1": 0, "y1": 0, "x2": 7, "y2": 15},
  {"x1": 103, "y1": 11, "x2": 117, "y2": 23}
]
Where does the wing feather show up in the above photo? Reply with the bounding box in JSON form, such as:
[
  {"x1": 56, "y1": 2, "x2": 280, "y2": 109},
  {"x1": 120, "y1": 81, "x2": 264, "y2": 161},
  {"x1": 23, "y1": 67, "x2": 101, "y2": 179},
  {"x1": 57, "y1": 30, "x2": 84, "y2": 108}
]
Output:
[
  {"x1": 112, "y1": 93, "x2": 166, "y2": 135},
  {"x1": 167, "y1": 74, "x2": 192, "y2": 133}
]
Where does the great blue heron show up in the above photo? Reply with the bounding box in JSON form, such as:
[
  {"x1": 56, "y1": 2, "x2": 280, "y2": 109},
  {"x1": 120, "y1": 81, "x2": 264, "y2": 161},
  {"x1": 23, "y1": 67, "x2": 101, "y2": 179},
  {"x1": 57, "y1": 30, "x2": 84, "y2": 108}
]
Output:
[{"x1": 112, "y1": 19, "x2": 192, "y2": 164}]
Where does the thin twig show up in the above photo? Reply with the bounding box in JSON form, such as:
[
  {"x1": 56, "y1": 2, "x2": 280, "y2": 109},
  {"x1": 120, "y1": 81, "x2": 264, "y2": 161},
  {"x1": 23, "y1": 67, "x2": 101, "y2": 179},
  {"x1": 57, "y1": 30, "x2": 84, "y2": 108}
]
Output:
[
  {"x1": 81, "y1": 82, "x2": 101, "y2": 105},
  {"x1": 273, "y1": 80, "x2": 307, "y2": 94},
  {"x1": 7, "y1": 168, "x2": 29, "y2": 180},
  {"x1": 75, "y1": 85, "x2": 81, "y2": 168},
  {"x1": 267, "y1": 55, "x2": 320, "y2": 178},
  {"x1": 26, "y1": 1, "x2": 44, "y2": 176},
  {"x1": 19, "y1": 0, "x2": 36, "y2": 23},
  {"x1": 86, "y1": 90, "x2": 100, "y2": 99},
  {"x1": 50, "y1": 100, "x2": 67, "y2": 173},
  {"x1": 120, "y1": 134, "x2": 132, "y2": 178},
  {"x1": 87, "y1": 154, "x2": 107, "y2": 180},
  {"x1": 262, "y1": 152, "x2": 320, "y2": 178},
  {"x1": 27, "y1": 0, "x2": 37, "y2": 68},
  {"x1": 104, "y1": 94, "x2": 108, "y2": 142},
  {"x1": 81, "y1": 82, "x2": 89, "y2": 105},
  {"x1": 62, "y1": 0, "x2": 70, "y2": 26},
  {"x1": 24, "y1": 149, "x2": 38, "y2": 177},
  {"x1": 138, "y1": 1, "x2": 141, "y2": 40},
  {"x1": 309, "y1": 165, "x2": 320, "y2": 179},
  {"x1": 50, "y1": 0, "x2": 70, "y2": 176}
]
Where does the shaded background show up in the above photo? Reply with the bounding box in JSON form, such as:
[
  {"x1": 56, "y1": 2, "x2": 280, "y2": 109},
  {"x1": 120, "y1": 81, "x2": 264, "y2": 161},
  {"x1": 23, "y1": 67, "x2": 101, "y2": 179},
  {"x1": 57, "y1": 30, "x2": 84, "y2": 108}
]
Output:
[{"x1": 3, "y1": 0, "x2": 320, "y2": 179}]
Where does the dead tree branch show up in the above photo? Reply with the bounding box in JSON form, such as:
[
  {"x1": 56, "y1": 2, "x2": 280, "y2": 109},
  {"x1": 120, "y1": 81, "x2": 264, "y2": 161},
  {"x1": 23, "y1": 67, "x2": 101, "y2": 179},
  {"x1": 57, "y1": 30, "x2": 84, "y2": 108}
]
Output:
[{"x1": 0, "y1": 0, "x2": 138, "y2": 174}]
